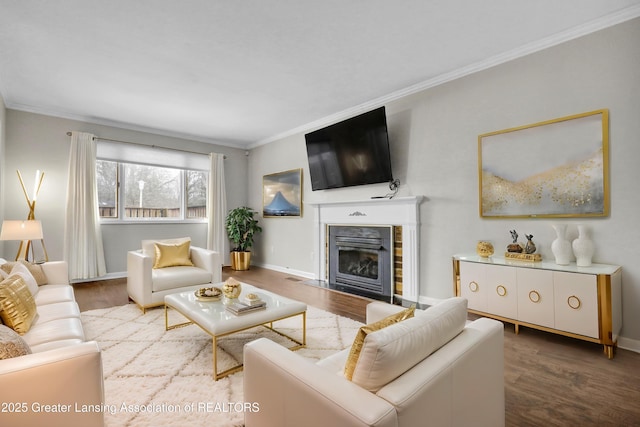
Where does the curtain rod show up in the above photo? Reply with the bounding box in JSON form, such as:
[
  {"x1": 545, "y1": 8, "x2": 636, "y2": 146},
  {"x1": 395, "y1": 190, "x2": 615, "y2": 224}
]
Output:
[{"x1": 65, "y1": 132, "x2": 225, "y2": 158}]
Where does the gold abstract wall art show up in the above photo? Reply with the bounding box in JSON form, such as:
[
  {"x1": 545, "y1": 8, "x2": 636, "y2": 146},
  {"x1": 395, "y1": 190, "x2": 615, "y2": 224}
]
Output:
[{"x1": 478, "y1": 109, "x2": 609, "y2": 218}]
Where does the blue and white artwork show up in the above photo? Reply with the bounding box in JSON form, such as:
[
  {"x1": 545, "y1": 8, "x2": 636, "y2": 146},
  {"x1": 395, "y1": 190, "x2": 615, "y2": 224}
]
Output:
[{"x1": 263, "y1": 169, "x2": 302, "y2": 217}]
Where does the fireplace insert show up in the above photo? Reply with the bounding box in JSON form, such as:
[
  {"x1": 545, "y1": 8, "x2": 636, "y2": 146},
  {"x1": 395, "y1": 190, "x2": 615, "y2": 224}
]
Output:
[{"x1": 328, "y1": 225, "x2": 393, "y2": 302}]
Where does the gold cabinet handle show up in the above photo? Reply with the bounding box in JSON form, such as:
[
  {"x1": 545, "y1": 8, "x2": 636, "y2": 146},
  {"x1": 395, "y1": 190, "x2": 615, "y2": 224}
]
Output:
[
  {"x1": 528, "y1": 290, "x2": 541, "y2": 303},
  {"x1": 468, "y1": 281, "x2": 479, "y2": 292},
  {"x1": 496, "y1": 285, "x2": 507, "y2": 297},
  {"x1": 567, "y1": 295, "x2": 581, "y2": 310}
]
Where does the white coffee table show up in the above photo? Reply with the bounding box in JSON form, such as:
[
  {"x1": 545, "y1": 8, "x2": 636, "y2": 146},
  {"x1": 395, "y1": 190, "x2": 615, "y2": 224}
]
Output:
[{"x1": 164, "y1": 282, "x2": 307, "y2": 380}]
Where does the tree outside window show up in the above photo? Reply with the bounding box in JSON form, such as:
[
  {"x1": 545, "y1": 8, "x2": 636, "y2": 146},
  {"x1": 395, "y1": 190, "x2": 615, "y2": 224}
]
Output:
[{"x1": 96, "y1": 160, "x2": 207, "y2": 220}]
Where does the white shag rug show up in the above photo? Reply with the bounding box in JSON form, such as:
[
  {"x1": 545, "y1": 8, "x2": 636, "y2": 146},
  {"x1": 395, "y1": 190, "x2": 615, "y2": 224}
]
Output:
[{"x1": 81, "y1": 303, "x2": 363, "y2": 427}]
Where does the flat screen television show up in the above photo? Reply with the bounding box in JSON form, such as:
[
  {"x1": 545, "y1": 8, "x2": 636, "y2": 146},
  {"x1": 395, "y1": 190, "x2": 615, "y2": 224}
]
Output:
[{"x1": 305, "y1": 106, "x2": 393, "y2": 191}]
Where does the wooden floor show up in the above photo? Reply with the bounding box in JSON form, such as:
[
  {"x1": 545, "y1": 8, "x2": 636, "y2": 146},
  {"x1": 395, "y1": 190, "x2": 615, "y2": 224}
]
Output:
[{"x1": 73, "y1": 266, "x2": 640, "y2": 427}]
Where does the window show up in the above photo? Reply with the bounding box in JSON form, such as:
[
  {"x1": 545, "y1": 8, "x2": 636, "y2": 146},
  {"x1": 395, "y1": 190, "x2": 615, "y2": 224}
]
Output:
[
  {"x1": 97, "y1": 160, "x2": 208, "y2": 221},
  {"x1": 97, "y1": 160, "x2": 118, "y2": 218}
]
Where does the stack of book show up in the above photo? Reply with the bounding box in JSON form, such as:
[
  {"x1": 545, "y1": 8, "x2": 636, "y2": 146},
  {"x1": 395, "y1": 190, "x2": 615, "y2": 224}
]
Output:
[{"x1": 226, "y1": 300, "x2": 266, "y2": 315}]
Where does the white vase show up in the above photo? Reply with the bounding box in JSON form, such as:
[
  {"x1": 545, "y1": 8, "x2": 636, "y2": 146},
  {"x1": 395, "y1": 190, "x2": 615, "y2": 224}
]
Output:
[
  {"x1": 572, "y1": 224, "x2": 595, "y2": 267},
  {"x1": 551, "y1": 224, "x2": 571, "y2": 265}
]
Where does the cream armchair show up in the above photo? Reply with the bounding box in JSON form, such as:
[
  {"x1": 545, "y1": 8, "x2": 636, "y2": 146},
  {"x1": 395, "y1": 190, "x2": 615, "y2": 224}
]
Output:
[
  {"x1": 244, "y1": 298, "x2": 505, "y2": 427},
  {"x1": 127, "y1": 238, "x2": 222, "y2": 312}
]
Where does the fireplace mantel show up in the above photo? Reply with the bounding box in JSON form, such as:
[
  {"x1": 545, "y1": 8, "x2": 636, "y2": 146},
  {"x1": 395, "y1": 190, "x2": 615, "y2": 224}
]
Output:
[{"x1": 309, "y1": 196, "x2": 423, "y2": 304}]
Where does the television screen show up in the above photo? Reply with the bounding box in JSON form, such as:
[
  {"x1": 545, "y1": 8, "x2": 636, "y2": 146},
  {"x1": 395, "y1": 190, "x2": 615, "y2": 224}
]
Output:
[{"x1": 305, "y1": 107, "x2": 393, "y2": 191}]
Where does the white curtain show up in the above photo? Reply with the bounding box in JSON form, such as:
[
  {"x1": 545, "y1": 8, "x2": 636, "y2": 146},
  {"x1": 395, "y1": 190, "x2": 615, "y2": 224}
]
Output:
[
  {"x1": 64, "y1": 132, "x2": 107, "y2": 280},
  {"x1": 207, "y1": 153, "x2": 228, "y2": 265}
]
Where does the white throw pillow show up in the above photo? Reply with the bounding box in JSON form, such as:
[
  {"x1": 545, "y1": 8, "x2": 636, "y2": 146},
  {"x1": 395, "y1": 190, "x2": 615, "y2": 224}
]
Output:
[
  {"x1": 351, "y1": 297, "x2": 468, "y2": 392},
  {"x1": 7, "y1": 262, "x2": 39, "y2": 297}
]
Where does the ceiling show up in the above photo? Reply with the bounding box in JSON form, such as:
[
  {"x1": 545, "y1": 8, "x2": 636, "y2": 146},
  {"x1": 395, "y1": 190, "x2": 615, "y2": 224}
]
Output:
[{"x1": 1, "y1": 1, "x2": 639, "y2": 149}]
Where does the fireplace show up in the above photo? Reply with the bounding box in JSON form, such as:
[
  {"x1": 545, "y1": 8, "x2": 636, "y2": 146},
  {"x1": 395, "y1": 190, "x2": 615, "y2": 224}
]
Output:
[
  {"x1": 310, "y1": 196, "x2": 423, "y2": 306},
  {"x1": 328, "y1": 225, "x2": 392, "y2": 302}
]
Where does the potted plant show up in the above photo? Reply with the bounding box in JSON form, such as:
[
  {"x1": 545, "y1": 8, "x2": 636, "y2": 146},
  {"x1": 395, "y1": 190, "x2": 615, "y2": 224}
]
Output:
[{"x1": 225, "y1": 206, "x2": 262, "y2": 270}]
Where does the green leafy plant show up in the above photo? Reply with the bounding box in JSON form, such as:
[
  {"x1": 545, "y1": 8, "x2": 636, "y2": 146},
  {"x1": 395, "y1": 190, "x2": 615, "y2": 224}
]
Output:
[{"x1": 225, "y1": 206, "x2": 262, "y2": 252}]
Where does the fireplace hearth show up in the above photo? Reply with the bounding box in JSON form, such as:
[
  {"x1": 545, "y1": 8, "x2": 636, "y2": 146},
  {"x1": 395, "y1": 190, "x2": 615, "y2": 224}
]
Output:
[{"x1": 328, "y1": 225, "x2": 392, "y2": 302}]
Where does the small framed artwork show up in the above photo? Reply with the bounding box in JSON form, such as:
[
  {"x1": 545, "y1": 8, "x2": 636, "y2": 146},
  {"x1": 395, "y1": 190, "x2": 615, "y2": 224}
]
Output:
[
  {"x1": 263, "y1": 168, "x2": 302, "y2": 217},
  {"x1": 478, "y1": 109, "x2": 609, "y2": 218}
]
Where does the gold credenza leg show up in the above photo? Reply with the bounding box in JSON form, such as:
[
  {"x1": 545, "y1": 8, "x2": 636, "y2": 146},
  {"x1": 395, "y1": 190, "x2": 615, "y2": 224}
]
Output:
[
  {"x1": 604, "y1": 344, "x2": 615, "y2": 359},
  {"x1": 515, "y1": 323, "x2": 520, "y2": 335}
]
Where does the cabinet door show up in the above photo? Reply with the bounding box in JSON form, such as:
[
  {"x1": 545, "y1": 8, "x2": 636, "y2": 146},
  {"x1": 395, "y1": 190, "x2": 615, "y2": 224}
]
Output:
[
  {"x1": 459, "y1": 262, "x2": 487, "y2": 312},
  {"x1": 486, "y1": 264, "x2": 517, "y2": 320},
  {"x1": 517, "y1": 268, "x2": 554, "y2": 328},
  {"x1": 553, "y1": 271, "x2": 598, "y2": 338}
]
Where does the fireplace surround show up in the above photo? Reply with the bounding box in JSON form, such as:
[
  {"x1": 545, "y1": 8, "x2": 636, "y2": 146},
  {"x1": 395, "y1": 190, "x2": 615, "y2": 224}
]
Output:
[{"x1": 310, "y1": 196, "x2": 423, "y2": 305}]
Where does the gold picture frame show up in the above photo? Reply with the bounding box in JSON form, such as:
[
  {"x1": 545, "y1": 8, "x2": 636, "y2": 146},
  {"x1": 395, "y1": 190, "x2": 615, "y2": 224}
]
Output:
[
  {"x1": 479, "y1": 109, "x2": 609, "y2": 218},
  {"x1": 263, "y1": 168, "x2": 303, "y2": 217}
]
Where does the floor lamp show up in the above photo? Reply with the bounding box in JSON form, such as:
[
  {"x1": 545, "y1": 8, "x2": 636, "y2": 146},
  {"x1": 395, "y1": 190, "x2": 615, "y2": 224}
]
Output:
[
  {"x1": 0, "y1": 220, "x2": 48, "y2": 262},
  {"x1": 2, "y1": 169, "x2": 50, "y2": 262}
]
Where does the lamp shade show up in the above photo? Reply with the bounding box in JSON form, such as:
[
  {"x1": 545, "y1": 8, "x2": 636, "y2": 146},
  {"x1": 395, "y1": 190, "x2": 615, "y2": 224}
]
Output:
[{"x1": 0, "y1": 220, "x2": 43, "y2": 240}]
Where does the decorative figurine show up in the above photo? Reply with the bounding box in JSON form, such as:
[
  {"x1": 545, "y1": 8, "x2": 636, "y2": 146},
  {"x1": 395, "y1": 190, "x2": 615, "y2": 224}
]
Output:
[
  {"x1": 506, "y1": 230, "x2": 523, "y2": 253},
  {"x1": 524, "y1": 234, "x2": 536, "y2": 254},
  {"x1": 476, "y1": 241, "x2": 494, "y2": 258}
]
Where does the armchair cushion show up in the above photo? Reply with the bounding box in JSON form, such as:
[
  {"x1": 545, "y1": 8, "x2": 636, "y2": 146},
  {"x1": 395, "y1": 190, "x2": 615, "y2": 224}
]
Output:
[
  {"x1": 153, "y1": 240, "x2": 194, "y2": 269},
  {"x1": 351, "y1": 297, "x2": 468, "y2": 392},
  {"x1": 151, "y1": 266, "x2": 213, "y2": 292},
  {"x1": 344, "y1": 306, "x2": 415, "y2": 380},
  {"x1": 142, "y1": 237, "x2": 190, "y2": 263}
]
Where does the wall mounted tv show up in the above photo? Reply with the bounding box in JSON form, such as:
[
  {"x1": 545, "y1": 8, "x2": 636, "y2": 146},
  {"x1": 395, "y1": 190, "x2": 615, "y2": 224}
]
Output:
[{"x1": 305, "y1": 106, "x2": 393, "y2": 191}]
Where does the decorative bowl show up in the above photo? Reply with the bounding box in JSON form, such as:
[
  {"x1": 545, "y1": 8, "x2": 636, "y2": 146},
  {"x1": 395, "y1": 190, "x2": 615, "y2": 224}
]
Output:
[
  {"x1": 195, "y1": 287, "x2": 222, "y2": 301},
  {"x1": 222, "y1": 278, "x2": 242, "y2": 299}
]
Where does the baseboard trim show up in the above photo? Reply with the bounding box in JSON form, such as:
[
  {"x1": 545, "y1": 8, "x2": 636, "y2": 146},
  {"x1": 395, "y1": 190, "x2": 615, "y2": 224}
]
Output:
[
  {"x1": 71, "y1": 271, "x2": 126, "y2": 284},
  {"x1": 253, "y1": 263, "x2": 315, "y2": 280},
  {"x1": 617, "y1": 336, "x2": 640, "y2": 354}
]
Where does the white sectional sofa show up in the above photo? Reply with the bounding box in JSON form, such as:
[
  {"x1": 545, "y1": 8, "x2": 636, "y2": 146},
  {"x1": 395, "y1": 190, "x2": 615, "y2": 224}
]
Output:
[
  {"x1": 0, "y1": 260, "x2": 104, "y2": 427},
  {"x1": 244, "y1": 297, "x2": 505, "y2": 427}
]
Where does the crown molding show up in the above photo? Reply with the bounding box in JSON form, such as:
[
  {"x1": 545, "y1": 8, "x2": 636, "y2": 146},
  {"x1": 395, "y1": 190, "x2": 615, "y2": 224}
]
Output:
[
  {"x1": 250, "y1": 4, "x2": 640, "y2": 149},
  {"x1": 3, "y1": 100, "x2": 251, "y2": 150}
]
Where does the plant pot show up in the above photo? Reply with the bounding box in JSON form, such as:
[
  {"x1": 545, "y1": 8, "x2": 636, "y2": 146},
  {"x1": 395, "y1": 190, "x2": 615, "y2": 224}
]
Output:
[{"x1": 230, "y1": 251, "x2": 251, "y2": 270}]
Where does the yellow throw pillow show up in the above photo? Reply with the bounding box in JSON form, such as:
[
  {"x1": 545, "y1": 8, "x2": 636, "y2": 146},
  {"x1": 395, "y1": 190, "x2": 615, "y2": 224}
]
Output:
[
  {"x1": 153, "y1": 241, "x2": 194, "y2": 269},
  {"x1": 0, "y1": 275, "x2": 38, "y2": 335},
  {"x1": 344, "y1": 305, "x2": 415, "y2": 380}
]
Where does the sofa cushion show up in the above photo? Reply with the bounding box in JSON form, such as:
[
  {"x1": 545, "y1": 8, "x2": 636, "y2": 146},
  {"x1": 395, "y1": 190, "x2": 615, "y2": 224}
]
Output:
[
  {"x1": 351, "y1": 297, "x2": 468, "y2": 392},
  {"x1": 153, "y1": 240, "x2": 194, "y2": 269},
  {"x1": 1, "y1": 260, "x2": 48, "y2": 286},
  {"x1": 34, "y1": 284, "x2": 75, "y2": 306},
  {"x1": 22, "y1": 317, "x2": 85, "y2": 348},
  {"x1": 36, "y1": 301, "x2": 81, "y2": 323},
  {"x1": 0, "y1": 324, "x2": 32, "y2": 359},
  {"x1": 151, "y1": 266, "x2": 213, "y2": 292},
  {"x1": 0, "y1": 275, "x2": 38, "y2": 334},
  {"x1": 28, "y1": 338, "x2": 85, "y2": 353},
  {"x1": 344, "y1": 306, "x2": 415, "y2": 380}
]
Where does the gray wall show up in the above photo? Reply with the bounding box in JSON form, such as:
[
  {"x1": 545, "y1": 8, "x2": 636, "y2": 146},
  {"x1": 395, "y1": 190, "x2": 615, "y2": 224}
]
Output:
[
  {"x1": 248, "y1": 18, "x2": 640, "y2": 349},
  {"x1": 3, "y1": 110, "x2": 248, "y2": 272},
  {"x1": 0, "y1": 93, "x2": 5, "y2": 255}
]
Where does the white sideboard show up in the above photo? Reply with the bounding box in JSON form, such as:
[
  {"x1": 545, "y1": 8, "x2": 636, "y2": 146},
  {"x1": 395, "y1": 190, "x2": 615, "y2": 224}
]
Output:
[{"x1": 452, "y1": 254, "x2": 622, "y2": 358}]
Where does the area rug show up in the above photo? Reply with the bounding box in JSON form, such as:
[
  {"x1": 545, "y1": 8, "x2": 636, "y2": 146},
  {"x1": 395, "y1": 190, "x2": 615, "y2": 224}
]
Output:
[{"x1": 81, "y1": 303, "x2": 363, "y2": 427}]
